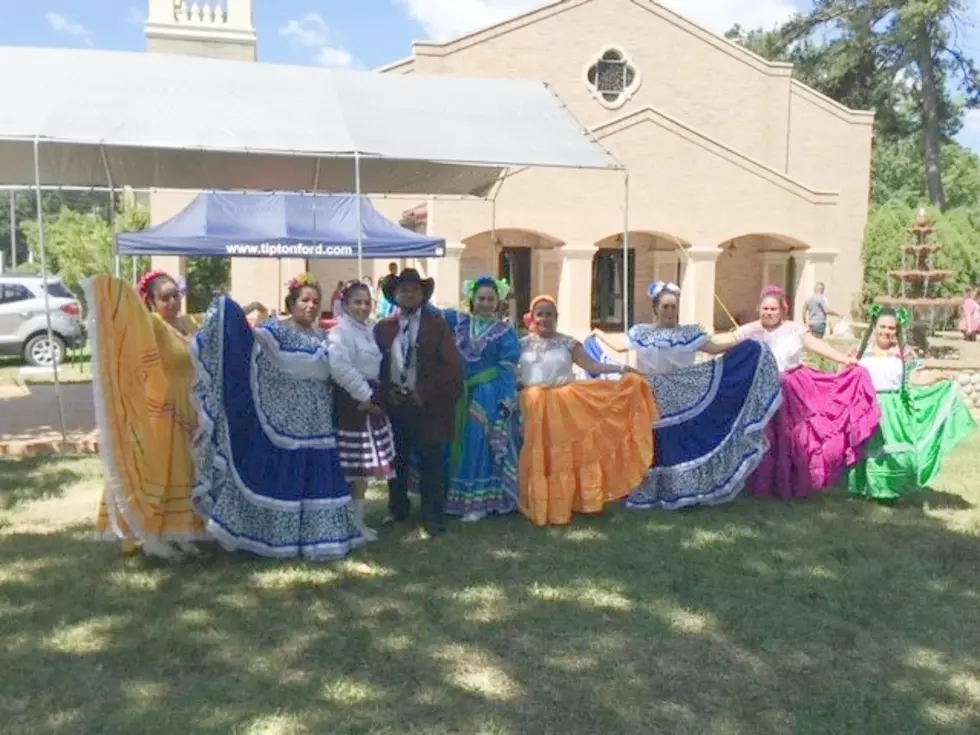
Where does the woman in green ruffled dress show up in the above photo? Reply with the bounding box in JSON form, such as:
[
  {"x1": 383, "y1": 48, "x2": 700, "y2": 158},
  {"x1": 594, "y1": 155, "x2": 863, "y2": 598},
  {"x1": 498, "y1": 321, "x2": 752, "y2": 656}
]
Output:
[{"x1": 847, "y1": 306, "x2": 976, "y2": 501}]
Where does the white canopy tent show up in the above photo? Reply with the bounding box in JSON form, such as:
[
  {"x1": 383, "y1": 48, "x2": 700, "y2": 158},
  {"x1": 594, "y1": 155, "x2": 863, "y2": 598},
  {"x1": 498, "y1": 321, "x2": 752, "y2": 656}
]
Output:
[
  {"x1": 0, "y1": 46, "x2": 620, "y2": 192},
  {"x1": 0, "y1": 46, "x2": 630, "y2": 449}
]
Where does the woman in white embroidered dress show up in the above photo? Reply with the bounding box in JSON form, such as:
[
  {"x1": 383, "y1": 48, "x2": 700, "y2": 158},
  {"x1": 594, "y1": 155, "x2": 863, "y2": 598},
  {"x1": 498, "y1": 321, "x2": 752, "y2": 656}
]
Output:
[
  {"x1": 517, "y1": 295, "x2": 657, "y2": 526},
  {"x1": 592, "y1": 281, "x2": 782, "y2": 510},
  {"x1": 328, "y1": 281, "x2": 397, "y2": 540},
  {"x1": 738, "y1": 284, "x2": 880, "y2": 500},
  {"x1": 846, "y1": 306, "x2": 975, "y2": 501}
]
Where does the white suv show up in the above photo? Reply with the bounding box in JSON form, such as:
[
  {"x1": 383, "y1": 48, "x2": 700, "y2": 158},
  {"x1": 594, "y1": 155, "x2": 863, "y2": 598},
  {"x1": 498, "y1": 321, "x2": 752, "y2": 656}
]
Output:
[{"x1": 0, "y1": 275, "x2": 87, "y2": 366}]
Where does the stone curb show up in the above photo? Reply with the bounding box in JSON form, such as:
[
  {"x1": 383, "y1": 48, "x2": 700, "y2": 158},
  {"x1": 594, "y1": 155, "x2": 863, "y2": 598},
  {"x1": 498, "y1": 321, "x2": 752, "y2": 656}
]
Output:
[{"x1": 0, "y1": 432, "x2": 99, "y2": 458}]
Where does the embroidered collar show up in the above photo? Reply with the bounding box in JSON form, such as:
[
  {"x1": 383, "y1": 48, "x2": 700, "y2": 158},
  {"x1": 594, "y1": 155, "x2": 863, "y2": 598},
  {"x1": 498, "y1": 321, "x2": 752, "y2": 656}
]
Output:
[
  {"x1": 629, "y1": 323, "x2": 706, "y2": 349},
  {"x1": 454, "y1": 312, "x2": 510, "y2": 362}
]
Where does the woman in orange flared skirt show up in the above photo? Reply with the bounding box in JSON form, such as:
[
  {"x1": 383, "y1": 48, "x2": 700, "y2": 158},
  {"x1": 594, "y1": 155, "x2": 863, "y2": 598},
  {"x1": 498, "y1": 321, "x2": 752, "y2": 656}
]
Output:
[{"x1": 517, "y1": 296, "x2": 658, "y2": 526}]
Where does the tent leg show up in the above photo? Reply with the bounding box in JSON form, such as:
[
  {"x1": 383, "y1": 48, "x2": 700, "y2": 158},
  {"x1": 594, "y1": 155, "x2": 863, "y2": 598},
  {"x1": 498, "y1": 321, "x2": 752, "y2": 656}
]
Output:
[
  {"x1": 622, "y1": 170, "x2": 630, "y2": 333},
  {"x1": 100, "y1": 146, "x2": 120, "y2": 278},
  {"x1": 109, "y1": 188, "x2": 119, "y2": 277},
  {"x1": 354, "y1": 152, "x2": 363, "y2": 281},
  {"x1": 33, "y1": 137, "x2": 69, "y2": 451}
]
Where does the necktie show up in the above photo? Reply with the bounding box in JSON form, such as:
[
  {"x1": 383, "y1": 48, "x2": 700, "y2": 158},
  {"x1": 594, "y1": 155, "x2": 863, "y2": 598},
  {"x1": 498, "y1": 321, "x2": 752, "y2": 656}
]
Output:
[{"x1": 400, "y1": 317, "x2": 413, "y2": 386}]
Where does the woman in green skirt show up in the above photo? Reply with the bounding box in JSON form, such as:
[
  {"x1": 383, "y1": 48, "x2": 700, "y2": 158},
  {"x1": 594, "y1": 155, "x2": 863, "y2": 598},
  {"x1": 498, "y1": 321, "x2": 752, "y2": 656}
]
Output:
[{"x1": 847, "y1": 306, "x2": 976, "y2": 501}]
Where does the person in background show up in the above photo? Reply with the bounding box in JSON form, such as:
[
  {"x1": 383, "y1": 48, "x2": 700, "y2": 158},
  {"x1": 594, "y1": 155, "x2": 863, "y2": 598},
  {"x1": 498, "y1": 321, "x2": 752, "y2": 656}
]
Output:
[
  {"x1": 330, "y1": 281, "x2": 344, "y2": 318},
  {"x1": 803, "y1": 282, "x2": 840, "y2": 338},
  {"x1": 363, "y1": 275, "x2": 375, "y2": 302},
  {"x1": 376, "y1": 262, "x2": 400, "y2": 319},
  {"x1": 959, "y1": 285, "x2": 979, "y2": 342}
]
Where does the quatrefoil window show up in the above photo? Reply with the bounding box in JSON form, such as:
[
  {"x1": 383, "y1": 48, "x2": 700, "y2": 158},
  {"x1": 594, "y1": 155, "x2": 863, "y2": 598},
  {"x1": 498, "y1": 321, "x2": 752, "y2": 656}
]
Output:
[{"x1": 584, "y1": 47, "x2": 640, "y2": 109}]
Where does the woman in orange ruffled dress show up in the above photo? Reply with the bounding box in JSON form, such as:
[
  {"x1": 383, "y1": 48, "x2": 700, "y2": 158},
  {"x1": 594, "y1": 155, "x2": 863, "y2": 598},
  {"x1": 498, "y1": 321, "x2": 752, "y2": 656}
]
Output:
[
  {"x1": 517, "y1": 295, "x2": 658, "y2": 526},
  {"x1": 86, "y1": 271, "x2": 207, "y2": 560}
]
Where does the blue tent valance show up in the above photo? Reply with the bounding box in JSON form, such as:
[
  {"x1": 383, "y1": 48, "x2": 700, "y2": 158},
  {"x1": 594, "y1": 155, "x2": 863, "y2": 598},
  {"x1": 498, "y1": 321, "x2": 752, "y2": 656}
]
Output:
[{"x1": 116, "y1": 192, "x2": 445, "y2": 259}]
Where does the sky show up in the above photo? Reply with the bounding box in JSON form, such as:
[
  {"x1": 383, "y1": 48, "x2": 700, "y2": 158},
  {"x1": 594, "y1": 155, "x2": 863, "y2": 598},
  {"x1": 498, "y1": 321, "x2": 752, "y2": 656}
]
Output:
[{"x1": 2, "y1": 0, "x2": 980, "y2": 150}]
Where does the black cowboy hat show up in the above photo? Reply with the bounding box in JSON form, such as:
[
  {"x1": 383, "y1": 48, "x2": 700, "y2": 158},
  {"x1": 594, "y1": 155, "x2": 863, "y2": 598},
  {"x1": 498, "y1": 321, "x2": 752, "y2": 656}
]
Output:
[{"x1": 382, "y1": 268, "x2": 435, "y2": 304}]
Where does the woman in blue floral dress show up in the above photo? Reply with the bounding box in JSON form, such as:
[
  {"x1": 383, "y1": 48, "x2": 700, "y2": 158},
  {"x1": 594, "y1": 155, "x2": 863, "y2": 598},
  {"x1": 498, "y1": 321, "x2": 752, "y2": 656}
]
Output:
[
  {"x1": 442, "y1": 277, "x2": 522, "y2": 522},
  {"x1": 190, "y1": 273, "x2": 365, "y2": 560},
  {"x1": 592, "y1": 281, "x2": 783, "y2": 510}
]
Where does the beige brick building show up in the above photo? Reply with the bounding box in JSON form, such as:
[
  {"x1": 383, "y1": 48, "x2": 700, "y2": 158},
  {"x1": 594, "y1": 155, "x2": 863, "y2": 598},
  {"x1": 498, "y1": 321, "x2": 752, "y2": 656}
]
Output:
[{"x1": 149, "y1": 0, "x2": 874, "y2": 335}]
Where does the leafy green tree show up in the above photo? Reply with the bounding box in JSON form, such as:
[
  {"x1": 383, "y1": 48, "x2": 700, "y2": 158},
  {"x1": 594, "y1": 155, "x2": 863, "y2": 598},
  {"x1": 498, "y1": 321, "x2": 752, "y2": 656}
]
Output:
[
  {"x1": 873, "y1": 137, "x2": 980, "y2": 208},
  {"x1": 20, "y1": 199, "x2": 150, "y2": 299},
  {"x1": 862, "y1": 200, "x2": 980, "y2": 309},
  {"x1": 1, "y1": 190, "x2": 107, "y2": 269},
  {"x1": 733, "y1": 1, "x2": 979, "y2": 210},
  {"x1": 185, "y1": 257, "x2": 231, "y2": 313}
]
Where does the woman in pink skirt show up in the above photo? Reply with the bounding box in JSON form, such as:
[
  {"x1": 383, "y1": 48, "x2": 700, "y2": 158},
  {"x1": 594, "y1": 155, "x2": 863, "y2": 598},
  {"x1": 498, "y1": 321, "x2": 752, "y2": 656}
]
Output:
[
  {"x1": 739, "y1": 285, "x2": 881, "y2": 500},
  {"x1": 328, "y1": 281, "x2": 397, "y2": 539}
]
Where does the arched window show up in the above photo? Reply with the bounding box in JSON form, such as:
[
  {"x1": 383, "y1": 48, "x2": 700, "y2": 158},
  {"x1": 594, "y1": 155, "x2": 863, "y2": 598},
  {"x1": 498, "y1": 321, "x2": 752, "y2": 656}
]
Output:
[{"x1": 584, "y1": 47, "x2": 640, "y2": 109}]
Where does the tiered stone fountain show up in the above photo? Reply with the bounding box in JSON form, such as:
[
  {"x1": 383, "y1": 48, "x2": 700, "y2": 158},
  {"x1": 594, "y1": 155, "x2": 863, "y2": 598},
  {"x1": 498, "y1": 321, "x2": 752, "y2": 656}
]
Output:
[{"x1": 875, "y1": 208, "x2": 960, "y2": 352}]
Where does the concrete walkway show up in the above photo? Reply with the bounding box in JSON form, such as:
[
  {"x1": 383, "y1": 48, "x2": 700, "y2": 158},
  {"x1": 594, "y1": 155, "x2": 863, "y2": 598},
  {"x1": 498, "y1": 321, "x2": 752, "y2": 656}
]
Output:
[{"x1": 0, "y1": 383, "x2": 98, "y2": 457}]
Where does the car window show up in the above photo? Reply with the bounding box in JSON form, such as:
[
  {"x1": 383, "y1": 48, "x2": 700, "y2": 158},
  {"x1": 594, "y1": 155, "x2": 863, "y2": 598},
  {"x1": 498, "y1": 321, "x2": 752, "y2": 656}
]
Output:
[
  {"x1": 0, "y1": 284, "x2": 32, "y2": 305},
  {"x1": 44, "y1": 282, "x2": 74, "y2": 299}
]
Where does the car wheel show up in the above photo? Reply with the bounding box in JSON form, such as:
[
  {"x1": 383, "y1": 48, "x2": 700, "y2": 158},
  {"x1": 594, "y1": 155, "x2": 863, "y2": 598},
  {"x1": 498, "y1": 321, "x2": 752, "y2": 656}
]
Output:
[{"x1": 23, "y1": 333, "x2": 66, "y2": 367}]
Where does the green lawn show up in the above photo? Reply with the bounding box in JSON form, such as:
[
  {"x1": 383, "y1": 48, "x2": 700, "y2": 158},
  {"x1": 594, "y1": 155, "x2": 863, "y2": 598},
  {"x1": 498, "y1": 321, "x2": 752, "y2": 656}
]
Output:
[{"x1": 2, "y1": 439, "x2": 979, "y2": 734}]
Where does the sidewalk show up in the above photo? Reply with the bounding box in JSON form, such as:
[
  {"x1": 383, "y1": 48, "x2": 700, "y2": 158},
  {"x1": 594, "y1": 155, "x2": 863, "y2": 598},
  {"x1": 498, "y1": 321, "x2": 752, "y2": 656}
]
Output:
[{"x1": 0, "y1": 383, "x2": 98, "y2": 457}]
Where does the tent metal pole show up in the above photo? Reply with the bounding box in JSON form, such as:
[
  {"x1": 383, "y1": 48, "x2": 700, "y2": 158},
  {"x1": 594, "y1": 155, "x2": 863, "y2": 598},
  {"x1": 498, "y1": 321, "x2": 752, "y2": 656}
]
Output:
[
  {"x1": 354, "y1": 151, "x2": 364, "y2": 280},
  {"x1": 622, "y1": 170, "x2": 630, "y2": 333},
  {"x1": 99, "y1": 146, "x2": 119, "y2": 277},
  {"x1": 8, "y1": 191, "x2": 15, "y2": 267},
  {"x1": 310, "y1": 159, "x2": 321, "y2": 275},
  {"x1": 33, "y1": 137, "x2": 69, "y2": 450},
  {"x1": 108, "y1": 188, "x2": 119, "y2": 277}
]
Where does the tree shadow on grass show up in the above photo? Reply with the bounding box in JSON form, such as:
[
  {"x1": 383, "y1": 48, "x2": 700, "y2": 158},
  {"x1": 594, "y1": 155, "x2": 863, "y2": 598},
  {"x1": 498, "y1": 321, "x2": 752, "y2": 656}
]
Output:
[
  {"x1": 2, "y1": 484, "x2": 980, "y2": 735},
  {"x1": 901, "y1": 488, "x2": 973, "y2": 511},
  {"x1": 0, "y1": 455, "x2": 95, "y2": 512}
]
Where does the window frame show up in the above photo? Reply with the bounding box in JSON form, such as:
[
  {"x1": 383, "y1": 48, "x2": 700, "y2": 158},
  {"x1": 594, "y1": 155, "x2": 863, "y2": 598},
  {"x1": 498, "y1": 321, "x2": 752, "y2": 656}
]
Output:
[{"x1": 583, "y1": 45, "x2": 641, "y2": 110}]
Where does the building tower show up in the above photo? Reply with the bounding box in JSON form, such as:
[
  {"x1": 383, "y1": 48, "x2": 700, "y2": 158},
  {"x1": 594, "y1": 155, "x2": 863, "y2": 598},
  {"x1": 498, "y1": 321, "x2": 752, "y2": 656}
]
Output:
[{"x1": 144, "y1": 0, "x2": 257, "y2": 298}]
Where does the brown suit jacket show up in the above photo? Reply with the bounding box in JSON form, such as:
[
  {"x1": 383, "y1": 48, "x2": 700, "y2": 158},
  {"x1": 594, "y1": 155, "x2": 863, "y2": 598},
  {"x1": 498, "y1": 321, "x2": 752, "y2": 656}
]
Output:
[{"x1": 375, "y1": 309, "x2": 463, "y2": 446}]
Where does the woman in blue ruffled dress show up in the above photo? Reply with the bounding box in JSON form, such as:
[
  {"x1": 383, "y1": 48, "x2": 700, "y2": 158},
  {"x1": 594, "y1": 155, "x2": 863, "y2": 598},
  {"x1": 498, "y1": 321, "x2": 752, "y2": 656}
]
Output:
[
  {"x1": 442, "y1": 277, "x2": 522, "y2": 522},
  {"x1": 190, "y1": 272, "x2": 365, "y2": 560},
  {"x1": 592, "y1": 280, "x2": 783, "y2": 510}
]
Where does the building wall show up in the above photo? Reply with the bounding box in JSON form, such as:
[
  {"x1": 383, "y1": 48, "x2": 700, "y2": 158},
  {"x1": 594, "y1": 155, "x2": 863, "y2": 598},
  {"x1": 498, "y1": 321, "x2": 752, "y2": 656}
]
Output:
[
  {"x1": 785, "y1": 83, "x2": 874, "y2": 316},
  {"x1": 386, "y1": 0, "x2": 874, "y2": 331},
  {"x1": 145, "y1": 36, "x2": 256, "y2": 61},
  {"x1": 407, "y1": 0, "x2": 794, "y2": 168}
]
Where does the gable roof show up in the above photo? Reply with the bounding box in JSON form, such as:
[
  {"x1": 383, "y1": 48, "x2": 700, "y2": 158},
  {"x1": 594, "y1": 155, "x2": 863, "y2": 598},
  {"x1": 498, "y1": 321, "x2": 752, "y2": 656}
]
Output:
[{"x1": 380, "y1": 0, "x2": 872, "y2": 118}]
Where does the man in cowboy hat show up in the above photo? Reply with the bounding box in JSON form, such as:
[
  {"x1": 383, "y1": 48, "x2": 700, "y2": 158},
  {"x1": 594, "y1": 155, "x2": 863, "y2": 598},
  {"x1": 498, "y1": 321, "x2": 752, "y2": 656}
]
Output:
[{"x1": 375, "y1": 268, "x2": 463, "y2": 537}]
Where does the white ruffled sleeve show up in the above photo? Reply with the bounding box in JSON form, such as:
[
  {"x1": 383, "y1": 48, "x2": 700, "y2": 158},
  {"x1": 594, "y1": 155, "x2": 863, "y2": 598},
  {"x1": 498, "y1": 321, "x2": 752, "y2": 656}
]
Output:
[{"x1": 327, "y1": 326, "x2": 374, "y2": 403}]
